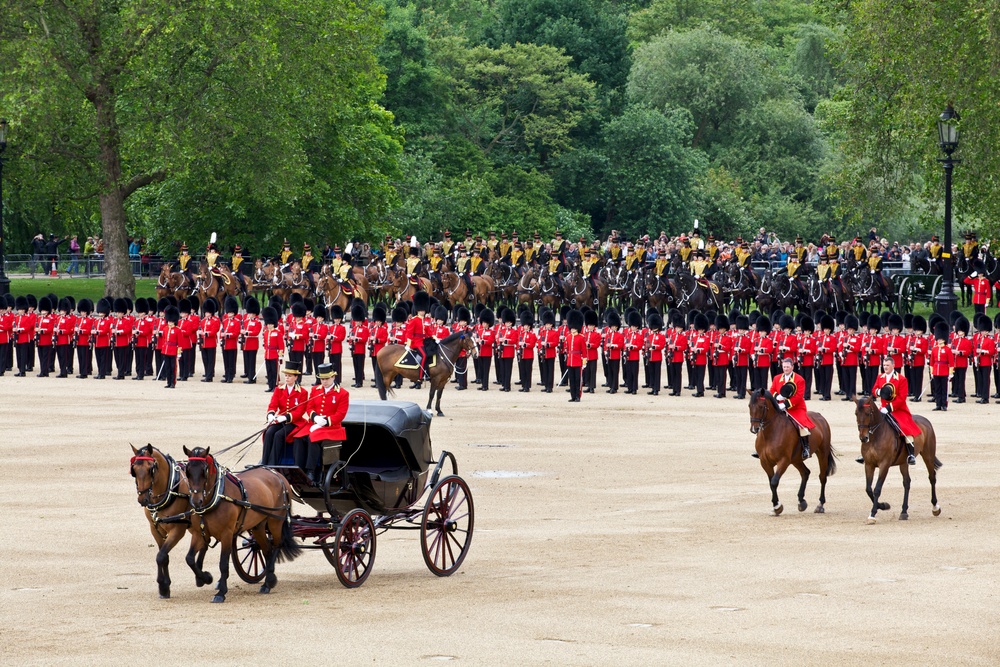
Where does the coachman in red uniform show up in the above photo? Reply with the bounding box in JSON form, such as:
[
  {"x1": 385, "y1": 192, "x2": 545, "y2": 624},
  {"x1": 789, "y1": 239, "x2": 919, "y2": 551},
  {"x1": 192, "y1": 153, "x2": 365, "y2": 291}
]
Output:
[
  {"x1": 293, "y1": 363, "x2": 350, "y2": 485},
  {"x1": 262, "y1": 360, "x2": 308, "y2": 465}
]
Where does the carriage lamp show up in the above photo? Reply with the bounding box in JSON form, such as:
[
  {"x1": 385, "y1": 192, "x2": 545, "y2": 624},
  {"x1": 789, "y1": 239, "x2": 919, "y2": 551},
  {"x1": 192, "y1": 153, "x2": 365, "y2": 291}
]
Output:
[
  {"x1": 934, "y1": 103, "x2": 959, "y2": 318},
  {"x1": 0, "y1": 117, "x2": 10, "y2": 296}
]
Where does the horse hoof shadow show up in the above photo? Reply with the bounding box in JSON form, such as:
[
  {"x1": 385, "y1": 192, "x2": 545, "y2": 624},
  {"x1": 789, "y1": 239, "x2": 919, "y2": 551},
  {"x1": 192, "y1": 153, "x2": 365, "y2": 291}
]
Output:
[
  {"x1": 932, "y1": 505, "x2": 942, "y2": 516},
  {"x1": 898, "y1": 512, "x2": 908, "y2": 521},
  {"x1": 772, "y1": 504, "x2": 783, "y2": 516},
  {"x1": 797, "y1": 500, "x2": 808, "y2": 512},
  {"x1": 814, "y1": 505, "x2": 825, "y2": 514}
]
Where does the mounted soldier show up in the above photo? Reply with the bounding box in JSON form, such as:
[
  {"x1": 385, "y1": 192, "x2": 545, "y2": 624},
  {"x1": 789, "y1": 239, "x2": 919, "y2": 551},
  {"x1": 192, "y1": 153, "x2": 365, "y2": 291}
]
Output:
[
  {"x1": 231, "y1": 244, "x2": 248, "y2": 293},
  {"x1": 329, "y1": 246, "x2": 356, "y2": 297}
]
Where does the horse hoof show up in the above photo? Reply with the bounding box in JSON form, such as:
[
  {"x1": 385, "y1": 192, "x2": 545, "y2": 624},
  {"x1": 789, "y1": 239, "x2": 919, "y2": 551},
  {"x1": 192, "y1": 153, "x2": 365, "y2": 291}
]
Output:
[
  {"x1": 878, "y1": 502, "x2": 891, "y2": 510},
  {"x1": 932, "y1": 505, "x2": 942, "y2": 516},
  {"x1": 436, "y1": 411, "x2": 445, "y2": 417},
  {"x1": 211, "y1": 595, "x2": 225, "y2": 603},
  {"x1": 866, "y1": 515, "x2": 877, "y2": 525},
  {"x1": 773, "y1": 504, "x2": 783, "y2": 516},
  {"x1": 798, "y1": 500, "x2": 808, "y2": 512},
  {"x1": 159, "y1": 592, "x2": 170, "y2": 599},
  {"x1": 259, "y1": 585, "x2": 271, "y2": 594},
  {"x1": 898, "y1": 512, "x2": 908, "y2": 521},
  {"x1": 814, "y1": 505, "x2": 825, "y2": 514}
]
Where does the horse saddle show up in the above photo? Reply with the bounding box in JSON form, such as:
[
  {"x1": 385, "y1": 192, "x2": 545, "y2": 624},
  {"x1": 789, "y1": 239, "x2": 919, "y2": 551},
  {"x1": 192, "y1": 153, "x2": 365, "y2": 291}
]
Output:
[
  {"x1": 394, "y1": 346, "x2": 438, "y2": 371},
  {"x1": 409, "y1": 276, "x2": 420, "y2": 286},
  {"x1": 340, "y1": 280, "x2": 354, "y2": 295}
]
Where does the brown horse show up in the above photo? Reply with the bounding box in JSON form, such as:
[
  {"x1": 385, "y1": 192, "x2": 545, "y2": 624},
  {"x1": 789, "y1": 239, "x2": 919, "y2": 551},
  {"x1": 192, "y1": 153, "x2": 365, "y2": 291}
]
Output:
[
  {"x1": 563, "y1": 268, "x2": 607, "y2": 312},
  {"x1": 748, "y1": 389, "x2": 837, "y2": 515},
  {"x1": 272, "y1": 268, "x2": 313, "y2": 304},
  {"x1": 365, "y1": 258, "x2": 395, "y2": 304},
  {"x1": 375, "y1": 332, "x2": 478, "y2": 416},
  {"x1": 392, "y1": 270, "x2": 433, "y2": 303},
  {"x1": 155, "y1": 263, "x2": 193, "y2": 301},
  {"x1": 854, "y1": 396, "x2": 942, "y2": 524},
  {"x1": 197, "y1": 263, "x2": 243, "y2": 303},
  {"x1": 516, "y1": 265, "x2": 540, "y2": 313},
  {"x1": 130, "y1": 444, "x2": 213, "y2": 598},
  {"x1": 317, "y1": 269, "x2": 368, "y2": 314},
  {"x1": 440, "y1": 271, "x2": 472, "y2": 308},
  {"x1": 181, "y1": 446, "x2": 302, "y2": 602}
]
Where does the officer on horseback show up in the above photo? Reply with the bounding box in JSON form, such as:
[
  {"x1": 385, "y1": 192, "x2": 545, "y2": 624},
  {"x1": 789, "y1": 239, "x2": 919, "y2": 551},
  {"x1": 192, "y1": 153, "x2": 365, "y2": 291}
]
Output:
[
  {"x1": 769, "y1": 357, "x2": 815, "y2": 460},
  {"x1": 871, "y1": 355, "x2": 920, "y2": 465}
]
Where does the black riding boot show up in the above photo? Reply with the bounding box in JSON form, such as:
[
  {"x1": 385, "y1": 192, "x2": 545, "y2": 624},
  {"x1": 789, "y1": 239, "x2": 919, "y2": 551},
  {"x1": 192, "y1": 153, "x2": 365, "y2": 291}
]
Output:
[
  {"x1": 905, "y1": 439, "x2": 916, "y2": 465},
  {"x1": 800, "y1": 435, "x2": 811, "y2": 460}
]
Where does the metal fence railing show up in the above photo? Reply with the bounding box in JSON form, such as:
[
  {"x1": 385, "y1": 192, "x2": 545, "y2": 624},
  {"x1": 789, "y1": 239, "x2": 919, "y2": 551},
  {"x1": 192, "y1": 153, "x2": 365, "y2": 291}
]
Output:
[{"x1": 2, "y1": 254, "x2": 168, "y2": 278}]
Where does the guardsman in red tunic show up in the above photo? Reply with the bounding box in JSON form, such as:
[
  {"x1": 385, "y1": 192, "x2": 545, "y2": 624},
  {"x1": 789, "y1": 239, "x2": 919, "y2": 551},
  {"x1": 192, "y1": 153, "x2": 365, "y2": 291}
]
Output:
[
  {"x1": 536, "y1": 309, "x2": 558, "y2": 392},
  {"x1": 666, "y1": 311, "x2": 688, "y2": 396},
  {"x1": 261, "y1": 306, "x2": 285, "y2": 391},
  {"x1": 622, "y1": 311, "x2": 643, "y2": 394},
  {"x1": 602, "y1": 311, "x2": 624, "y2": 395},
  {"x1": 766, "y1": 357, "x2": 816, "y2": 460},
  {"x1": 908, "y1": 315, "x2": 929, "y2": 401},
  {"x1": 565, "y1": 309, "x2": 585, "y2": 402},
  {"x1": 476, "y1": 309, "x2": 496, "y2": 391},
  {"x1": 731, "y1": 315, "x2": 752, "y2": 399},
  {"x1": 241, "y1": 297, "x2": 263, "y2": 384},
  {"x1": 35, "y1": 296, "x2": 56, "y2": 377},
  {"x1": 871, "y1": 356, "x2": 922, "y2": 465},
  {"x1": 294, "y1": 363, "x2": 350, "y2": 485},
  {"x1": 349, "y1": 304, "x2": 370, "y2": 388},
  {"x1": 963, "y1": 263, "x2": 991, "y2": 315},
  {"x1": 839, "y1": 314, "x2": 861, "y2": 400},
  {"x1": 798, "y1": 315, "x2": 817, "y2": 400},
  {"x1": 646, "y1": 313, "x2": 666, "y2": 396},
  {"x1": 451, "y1": 306, "x2": 472, "y2": 390},
  {"x1": 951, "y1": 317, "x2": 972, "y2": 403},
  {"x1": 219, "y1": 297, "x2": 242, "y2": 383},
  {"x1": 161, "y1": 306, "x2": 181, "y2": 388},
  {"x1": 929, "y1": 321, "x2": 953, "y2": 411},
  {"x1": 712, "y1": 314, "x2": 732, "y2": 398},
  {"x1": 582, "y1": 310, "x2": 602, "y2": 394},
  {"x1": 133, "y1": 299, "x2": 155, "y2": 381},
  {"x1": 498, "y1": 309, "x2": 518, "y2": 392},
  {"x1": 326, "y1": 304, "x2": 347, "y2": 385},
  {"x1": 262, "y1": 360, "x2": 309, "y2": 466},
  {"x1": 751, "y1": 316, "x2": 773, "y2": 393},
  {"x1": 517, "y1": 310, "x2": 537, "y2": 392},
  {"x1": 972, "y1": 314, "x2": 997, "y2": 403},
  {"x1": 690, "y1": 313, "x2": 710, "y2": 397},
  {"x1": 198, "y1": 298, "x2": 221, "y2": 382},
  {"x1": 93, "y1": 299, "x2": 114, "y2": 379},
  {"x1": 309, "y1": 304, "x2": 329, "y2": 386},
  {"x1": 286, "y1": 302, "x2": 309, "y2": 376},
  {"x1": 815, "y1": 315, "x2": 837, "y2": 400},
  {"x1": 54, "y1": 298, "x2": 76, "y2": 377},
  {"x1": 0, "y1": 295, "x2": 14, "y2": 375}
]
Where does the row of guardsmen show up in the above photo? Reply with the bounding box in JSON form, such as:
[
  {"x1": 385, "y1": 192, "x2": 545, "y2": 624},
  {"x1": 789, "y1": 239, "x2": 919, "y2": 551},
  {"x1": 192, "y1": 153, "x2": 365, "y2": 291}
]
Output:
[{"x1": 3, "y1": 291, "x2": 998, "y2": 410}]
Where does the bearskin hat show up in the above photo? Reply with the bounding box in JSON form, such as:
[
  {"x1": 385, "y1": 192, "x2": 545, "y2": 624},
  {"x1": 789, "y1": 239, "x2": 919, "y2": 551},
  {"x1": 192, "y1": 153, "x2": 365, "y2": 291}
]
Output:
[
  {"x1": 202, "y1": 298, "x2": 217, "y2": 316},
  {"x1": 289, "y1": 292, "x2": 303, "y2": 305},
  {"x1": 77, "y1": 298, "x2": 94, "y2": 315},
  {"x1": 867, "y1": 314, "x2": 881, "y2": 331},
  {"x1": 648, "y1": 312, "x2": 664, "y2": 330},
  {"x1": 313, "y1": 303, "x2": 328, "y2": 320},
  {"x1": 903, "y1": 312, "x2": 914, "y2": 329},
  {"x1": 933, "y1": 321, "x2": 950, "y2": 341},
  {"x1": 57, "y1": 297, "x2": 70, "y2": 313},
  {"x1": 956, "y1": 317, "x2": 970, "y2": 335},
  {"x1": 756, "y1": 315, "x2": 771, "y2": 333},
  {"x1": 584, "y1": 309, "x2": 599, "y2": 327},
  {"x1": 96, "y1": 298, "x2": 112, "y2": 316},
  {"x1": 519, "y1": 310, "x2": 534, "y2": 327},
  {"x1": 434, "y1": 306, "x2": 450, "y2": 323},
  {"x1": 457, "y1": 306, "x2": 471, "y2": 324},
  {"x1": 845, "y1": 314, "x2": 860, "y2": 331},
  {"x1": 502, "y1": 308, "x2": 517, "y2": 325},
  {"x1": 225, "y1": 296, "x2": 239, "y2": 315},
  {"x1": 540, "y1": 309, "x2": 555, "y2": 327},
  {"x1": 888, "y1": 313, "x2": 903, "y2": 331},
  {"x1": 605, "y1": 311, "x2": 621, "y2": 328},
  {"x1": 566, "y1": 309, "x2": 584, "y2": 331},
  {"x1": 392, "y1": 306, "x2": 408, "y2": 324},
  {"x1": 627, "y1": 311, "x2": 643, "y2": 329},
  {"x1": 156, "y1": 297, "x2": 170, "y2": 314},
  {"x1": 372, "y1": 305, "x2": 387, "y2": 324},
  {"x1": 479, "y1": 308, "x2": 496, "y2": 327},
  {"x1": 694, "y1": 313, "x2": 709, "y2": 332},
  {"x1": 736, "y1": 314, "x2": 750, "y2": 331},
  {"x1": 715, "y1": 314, "x2": 730, "y2": 330},
  {"x1": 928, "y1": 313, "x2": 945, "y2": 331},
  {"x1": 412, "y1": 291, "x2": 431, "y2": 313},
  {"x1": 245, "y1": 296, "x2": 261, "y2": 316},
  {"x1": 948, "y1": 309, "x2": 963, "y2": 325},
  {"x1": 262, "y1": 306, "x2": 279, "y2": 327},
  {"x1": 800, "y1": 315, "x2": 814, "y2": 333},
  {"x1": 135, "y1": 298, "x2": 149, "y2": 315},
  {"x1": 351, "y1": 303, "x2": 367, "y2": 322},
  {"x1": 291, "y1": 302, "x2": 306, "y2": 318},
  {"x1": 329, "y1": 304, "x2": 344, "y2": 320},
  {"x1": 38, "y1": 296, "x2": 53, "y2": 313},
  {"x1": 912, "y1": 315, "x2": 927, "y2": 334},
  {"x1": 26, "y1": 294, "x2": 37, "y2": 309},
  {"x1": 112, "y1": 297, "x2": 128, "y2": 314},
  {"x1": 164, "y1": 305, "x2": 180, "y2": 324},
  {"x1": 780, "y1": 314, "x2": 795, "y2": 331}
]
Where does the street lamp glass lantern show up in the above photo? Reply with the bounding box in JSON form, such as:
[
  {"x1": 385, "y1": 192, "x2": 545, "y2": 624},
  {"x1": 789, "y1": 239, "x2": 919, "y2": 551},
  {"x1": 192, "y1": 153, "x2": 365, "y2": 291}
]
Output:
[{"x1": 937, "y1": 104, "x2": 959, "y2": 153}]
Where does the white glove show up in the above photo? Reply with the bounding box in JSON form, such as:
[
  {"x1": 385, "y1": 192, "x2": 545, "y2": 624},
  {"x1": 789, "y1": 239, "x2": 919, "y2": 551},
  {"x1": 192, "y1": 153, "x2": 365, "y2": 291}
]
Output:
[
  {"x1": 310, "y1": 423, "x2": 321, "y2": 433},
  {"x1": 277, "y1": 413, "x2": 290, "y2": 423},
  {"x1": 879, "y1": 407, "x2": 888, "y2": 414},
  {"x1": 971, "y1": 271, "x2": 978, "y2": 278},
  {"x1": 312, "y1": 414, "x2": 329, "y2": 426},
  {"x1": 266, "y1": 412, "x2": 276, "y2": 424},
  {"x1": 777, "y1": 400, "x2": 788, "y2": 411}
]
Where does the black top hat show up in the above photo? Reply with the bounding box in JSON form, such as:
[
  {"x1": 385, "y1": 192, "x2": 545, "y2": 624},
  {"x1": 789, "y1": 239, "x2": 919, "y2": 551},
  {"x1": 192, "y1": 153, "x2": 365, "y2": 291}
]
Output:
[{"x1": 282, "y1": 360, "x2": 303, "y2": 375}]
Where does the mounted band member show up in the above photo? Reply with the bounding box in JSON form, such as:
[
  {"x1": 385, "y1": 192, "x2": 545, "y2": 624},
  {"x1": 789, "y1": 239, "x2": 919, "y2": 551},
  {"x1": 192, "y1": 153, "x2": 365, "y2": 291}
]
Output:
[
  {"x1": 231, "y1": 244, "x2": 247, "y2": 292},
  {"x1": 441, "y1": 229, "x2": 454, "y2": 256},
  {"x1": 962, "y1": 231, "x2": 979, "y2": 262},
  {"x1": 705, "y1": 234, "x2": 719, "y2": 263},
  {"x1": 454, "y1": 244, "x2": 475, "y2": 294},
  {"x1": 868, "y1": 243, "x2": 889, "y2": 299},
  {"x1": 547, "y1": 251, "x2": 566, "y2": 293},
  {"x1": 509, "y1": 241, "x2": 525, "y2": 276},
  {"x1": 768, "y1": 357, "x2": 815, "y2": 460},
  {"x1": 280, "y1": 238, "x2": 293, "y2": 267},
  {"x1": 551, "y1": 229, "x2": 567, "y2": 258},
  {"x1": 928, "y1": 234, "x2": 943, "y2": 271},
  {"x1": 329, "y1": 246, "x2": 355, "y2": 296},
  {"x1": 406, "y1": 237, "x2": 423, "y2": 286},
  {"x1": 581, "y1": 249, "x2": 600, "y2": 294},
  {"x1": 786, "y1": 253, "x2": 804, "y2": 291},
  {"x1": 176, "y1": 243, "x2": 195, "y2": 284},
  {"x1": 524, "y1": 232, "x2": 541, "y2": 265},
  {"x1": 689, "y1": 249, "x2": 710, "y2": 286},
  {"x1": 871, "y1": 356, "x2": 920, "y2": 465},
  {"x1": 428, "y1": 246, "x2": 446, "y2": 292},
  {"x1": 793, "y1": 236, "x2": 808, "y2": 263},
  {"x1": 851, "y1": 237, "x2": 868, "y2": 263},
  {"x1": 205, "y1": 241, "x2": 222, "y2": 277}
]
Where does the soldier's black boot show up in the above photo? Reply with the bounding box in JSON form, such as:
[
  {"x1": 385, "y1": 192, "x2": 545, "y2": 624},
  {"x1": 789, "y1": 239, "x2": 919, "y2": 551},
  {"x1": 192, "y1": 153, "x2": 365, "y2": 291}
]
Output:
[
  {"x1": 905, "y1": 439, "x2": 916, "y2": 466},
  {"x1": 800, "y1": 436, "x2": 811, "y2": 460}
]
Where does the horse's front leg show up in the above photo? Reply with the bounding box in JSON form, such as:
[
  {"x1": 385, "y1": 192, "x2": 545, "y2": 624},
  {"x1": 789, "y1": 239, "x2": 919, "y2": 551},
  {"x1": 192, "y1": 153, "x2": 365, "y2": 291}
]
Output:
[
  {"x1": 767, "y1": 459, "x2": 790, "y2": 515},
  {"x1": 154, "y1": 525, "x2": 186, "y2": 599},
  {"x1": 213, "y1": 529, "x2": 234, "y2": 603},
  {"x1": 435, "y1": 381, "x2": 445, "y2": 417},
  {"x1": 867, "y1": 463, "x2": 892, "y2": 524},
  {"x1": 791, "y1": 459, "x2": 811, "y2": 512},
  {"x1": 185, "y1": 535, "x2": 213, "y2": 587}
]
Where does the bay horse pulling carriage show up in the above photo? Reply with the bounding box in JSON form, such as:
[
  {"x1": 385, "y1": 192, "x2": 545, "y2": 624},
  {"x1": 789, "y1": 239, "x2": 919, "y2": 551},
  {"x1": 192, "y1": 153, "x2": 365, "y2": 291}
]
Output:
[{"x1": 240, "y1": 400, "x2": 474, "y2": 588}]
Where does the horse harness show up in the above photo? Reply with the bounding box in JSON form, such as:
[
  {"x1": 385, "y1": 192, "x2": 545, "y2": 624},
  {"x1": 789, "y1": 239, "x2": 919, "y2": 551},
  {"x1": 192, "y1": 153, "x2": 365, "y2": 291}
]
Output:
[{"x1": 131, "y1": 453, "x2": 190, "y2": 525}]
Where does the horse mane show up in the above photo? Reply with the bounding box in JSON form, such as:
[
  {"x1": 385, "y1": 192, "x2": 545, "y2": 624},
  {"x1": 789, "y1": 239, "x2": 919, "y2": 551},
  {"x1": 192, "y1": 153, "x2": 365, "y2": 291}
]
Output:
[
  {"x1": 439, "y1": 331, "x2": 465, "y2": 346},
  {"x1": 750, "y1": 388, "x2": 781, "y2": 413}
]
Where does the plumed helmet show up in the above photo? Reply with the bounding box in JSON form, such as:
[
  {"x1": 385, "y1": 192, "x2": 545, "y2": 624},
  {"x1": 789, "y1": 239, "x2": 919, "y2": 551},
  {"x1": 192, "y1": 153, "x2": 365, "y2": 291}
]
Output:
[
  {"x1": 756, "y1": 315, "x2": 771, "y2": 333},
  {"x1": 566, "y1": 309, "x2": 584, "y2": 331},
  {"x1": 245, "y1": 296, "x2": 261, "y2": 316},
  {"x1": 329, "y1": 304, "x2": 344, "y2": 320},
  {"x1": 878, "y1": 383, "x2": 896, "y2": 402},
  {"x1": 955, "y1": 317, "x2": 970, "y2": 335},
  {"x1": 38, "y1": 296, "x2": 53, "y2": 313},
  {"x1": 202, "y1": 298, "x2": 217, "y2": 316},
  {"x1": 77, "y1": 298, "x2": 94, "y2": 315},
  {"x1": 479, "y1": 308, "x2": 495, "y2": 327},
  {"x1": 164, "y1": 306, "x2": 180, "y2": 324},
  {"x1": 96, "y1": 298, "x2": 112, "y2": 316},
  {"x1": 413, "y1": 291, "x2": 431, "y2": 313},
  {"x1": 313, "y1": 303, "x2": 328, "y2": 319},
  {"x1": 694, "y1": 313, "x2": 709, "y2": 332},
  {"x1": 606, "y1": 311, "x2": 621, "y2": 328},
  {"x1": 351, "y1": 303, "x2": 367, "y2": 321},
  {"x1": 540, "y1": 309, "x2": 555, "y2": 327},
  {"x1": 912, "y1": 315, "x2": 927, "y2": 334},
  {"x1": 845, "y1": 314, "x2": 860, "y2": 331},
  {"x1": 225, "y1": 296, "x2": 239, "y2": 315},
  {"x1": 372, "y1": 306, "x2": 387, "y2": 324},
  {"x1": 262, "y1": 306, "x2": 279, "y2": 327},
  {"x1": 392, "y1": 306, "x2": 408, "y2": 324},
  {"x1": 502, "y1": 308, "x2": 517, "y2": 325},
  {"x1": 888, "y1": 314, "x2": 903, "y2": 331},
  {"x1": 627, "y1": 311, "x2": 643, "y2": 329},
  {"x1": 780, "y1": 315, "x2": 795, "y2": 331},
  {"x1": 113, "y1": 297, "x2": 128, "y2": 314},
  {"x1": 933, "y1": 321, "x2": 950, "y2": 341},
  {"x1": 135, "y1": 298, "x2": 149, "y2": 314},
  {"x1": 800, "y1": 315, "x2": 814, "y2": 333},
  {"x1": 291, "y1": 302, "x2": 306, "y2": 318},
  {"x1": 736, "y1": 314, "x2": 750, "y2": 331},
  {"x1": 519, "y1": 310, "x2": 534, "y2": 327},
  {"x1": 820, "y1": 315, "x2": 836, "y2": 331},
  {"x1": 584, "y1": 309, "x2": 599, "y2": 327},
  {"x1": 715, "y1": 314, "x2": 730, "y2": 330}
]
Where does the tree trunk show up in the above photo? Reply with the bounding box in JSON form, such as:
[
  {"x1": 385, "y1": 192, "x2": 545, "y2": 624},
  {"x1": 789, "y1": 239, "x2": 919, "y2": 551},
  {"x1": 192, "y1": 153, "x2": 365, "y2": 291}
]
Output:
[{"x1": 93, "y1": 84, "x2": 136, "y2": 299}]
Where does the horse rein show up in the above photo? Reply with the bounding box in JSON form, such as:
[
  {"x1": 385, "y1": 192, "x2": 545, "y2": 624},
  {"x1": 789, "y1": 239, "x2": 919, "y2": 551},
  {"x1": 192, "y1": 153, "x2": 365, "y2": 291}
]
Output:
[{"x1": 856, "y1": 405, "x2": 883, "y2": 443}]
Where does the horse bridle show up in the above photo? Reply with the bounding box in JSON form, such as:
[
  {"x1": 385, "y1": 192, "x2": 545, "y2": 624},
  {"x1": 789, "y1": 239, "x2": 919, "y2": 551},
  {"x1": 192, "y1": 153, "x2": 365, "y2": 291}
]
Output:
[
  {"x1": 132, "y1": 452, "x2": 186, "y2": 511},
  {"x1": 856, "y1": 404, "x2": 883, "y2": 443}
]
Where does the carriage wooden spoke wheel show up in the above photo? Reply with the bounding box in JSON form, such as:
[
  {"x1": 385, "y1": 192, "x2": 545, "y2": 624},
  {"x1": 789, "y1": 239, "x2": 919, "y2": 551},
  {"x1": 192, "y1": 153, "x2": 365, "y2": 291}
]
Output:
[
  {"x1": 323, "y1": 508, "x2": 377, "y2": 588},
  {"x1": 231, "y1": 530, "x2": 266, "y2": 584},
  {"x1": 421, "y1": 475, "x2": 475, "y2": 576}
]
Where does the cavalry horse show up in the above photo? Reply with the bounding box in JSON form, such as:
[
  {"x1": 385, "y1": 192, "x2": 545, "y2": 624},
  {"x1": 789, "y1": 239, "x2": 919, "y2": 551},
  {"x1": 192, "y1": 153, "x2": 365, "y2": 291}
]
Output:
[
  {"x1": 516, "y1": 266, "x2": 541, "y2": 314},
  {"x1": 391, "y1": 269, "x2": 433, "y2": 303},
  {"x1": 251, "y1": 258, "x2": 278, "y2": 302},
  {"x1": 196, "y1": 263, "x2": 242, "y2": 305},
  {"x1": 440, "y1": 271, "x2": 491, "y2": 311},
  {"x1": 537, "y1": 266, "x2": 563, "y2": 312},
  {"x1": 130, "y1": 444, "x2": 212, "y2": 598},
  {"x1": 317, "y1": 267, "x2": 368, "y2": 313},
  {"x1": 487, "y1": 262, "x2": 518, "y2": 311},
  {"x1": 854, "y1": 395, "x2": 942, "y2": 524},
  {"x1": 643, "y1": 270, "x2": 675, "y2": 312},
  {"x1": 563, "y1": 268, "x2": 607, "y2": 312},
  {"x1": 375, "y1": 332, "x2": 478, "y2": 416},
  {"x1": 271, "y1": 267, "x2": 313, "y2": 304},
  {"x1": 156, "y1": 263, "x2": 194, "y2": 301},
  {"x1": 676, "y1": 270, "x2": 726, "y2": 314},
  {"x1": 365, "y1": 258, "x2": 396, "y2": 305},
  {"x1": 748, "y1": 389, "x2": 837, "y2": 515},
  {"x1": 181, "y1": 446, "x2": 302, "y2": 602}
]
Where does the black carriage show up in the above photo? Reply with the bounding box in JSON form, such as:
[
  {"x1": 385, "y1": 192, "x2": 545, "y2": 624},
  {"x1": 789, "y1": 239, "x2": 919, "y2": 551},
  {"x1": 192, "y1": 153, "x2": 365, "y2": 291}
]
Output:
[{"x1": 232, "y1": 400, "x2": 474, "y2": 588}]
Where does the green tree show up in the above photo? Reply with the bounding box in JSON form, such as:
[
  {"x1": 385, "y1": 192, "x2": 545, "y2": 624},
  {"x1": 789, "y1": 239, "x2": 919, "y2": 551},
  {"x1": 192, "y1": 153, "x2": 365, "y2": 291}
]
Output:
[{"x1": 0, "y1": 0, "x2": 389, "y2": 297}]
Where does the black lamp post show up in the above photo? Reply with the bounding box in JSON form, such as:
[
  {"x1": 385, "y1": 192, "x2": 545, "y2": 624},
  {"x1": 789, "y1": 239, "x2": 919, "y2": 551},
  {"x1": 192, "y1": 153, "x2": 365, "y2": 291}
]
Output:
[
  {"x1": 0, "y1": 118, "x2": 9, "y2": 296},
  {"x1": 934, "y1": 103, "x2": 959, "y2": 318}
]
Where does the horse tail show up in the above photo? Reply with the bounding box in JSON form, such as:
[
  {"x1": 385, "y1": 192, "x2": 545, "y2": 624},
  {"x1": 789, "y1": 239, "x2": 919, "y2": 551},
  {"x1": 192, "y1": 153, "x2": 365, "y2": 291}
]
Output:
[
  {"x1": 826, "y1": 444, "x2": 838, "y2": 477},
  {"x1": 275, "y1": 515, "x2": 303, "y2": 563},
  {"x1": 933, "y1": 456, "x2": 943, "y2": 471}
]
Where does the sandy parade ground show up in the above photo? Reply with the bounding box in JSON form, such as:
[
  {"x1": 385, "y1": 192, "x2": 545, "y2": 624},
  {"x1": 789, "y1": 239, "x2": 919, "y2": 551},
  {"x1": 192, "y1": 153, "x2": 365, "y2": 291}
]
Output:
[{"x1": 2, "y1": 361, "x2": 999, "y2": 666}]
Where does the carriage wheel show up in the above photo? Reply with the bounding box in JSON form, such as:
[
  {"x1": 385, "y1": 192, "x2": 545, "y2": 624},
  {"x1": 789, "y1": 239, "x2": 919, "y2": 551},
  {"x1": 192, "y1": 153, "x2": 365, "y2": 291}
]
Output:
[
  {"x1": 896, "y1": 277, "x2": 914, "y2": 315},
  {"x1": 231, "y1": 530, "x2": 267, "y2": 584},
  {"x1": 323, "y1": 509, "x2": 376, "y2": 588},
  {"x1": 420, "y1": 475, "x2": 475, "y2": 577}
]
